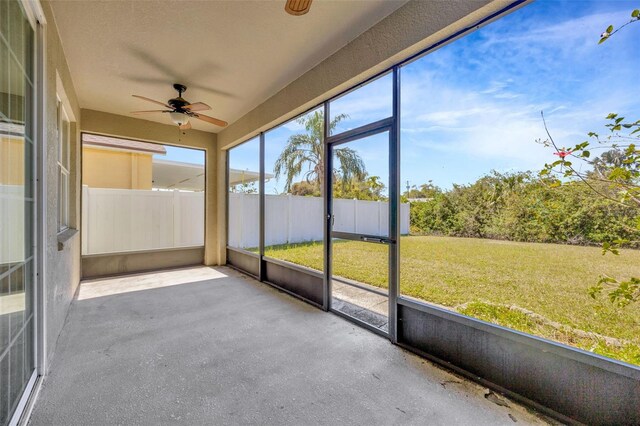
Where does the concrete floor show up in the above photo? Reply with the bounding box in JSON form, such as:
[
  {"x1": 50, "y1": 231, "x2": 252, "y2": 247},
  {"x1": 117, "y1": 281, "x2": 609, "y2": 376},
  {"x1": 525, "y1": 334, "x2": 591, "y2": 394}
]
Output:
[{"x1": 30, "y1": 266, "x2": 549, "y2": 425}]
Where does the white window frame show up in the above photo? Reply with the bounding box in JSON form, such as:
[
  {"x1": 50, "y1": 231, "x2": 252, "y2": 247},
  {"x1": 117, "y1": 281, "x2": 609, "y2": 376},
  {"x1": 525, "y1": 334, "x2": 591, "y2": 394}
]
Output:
[
  {"x1": 56, "y1": 97, "x2": 70, "y2": 232},
  {"x1": 11, "y1": 2, "x2": 47, "y2": 426}
]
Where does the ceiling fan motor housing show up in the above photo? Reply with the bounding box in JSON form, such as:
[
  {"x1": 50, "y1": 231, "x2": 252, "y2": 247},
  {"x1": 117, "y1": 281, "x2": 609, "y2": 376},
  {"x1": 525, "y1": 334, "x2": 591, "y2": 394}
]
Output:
[
  {"x1": 169, "y1": 83, "x2": 190, "y2": 111},
  {"x1": 168, "y1": 97, "x2": 189, "y2": 111}
]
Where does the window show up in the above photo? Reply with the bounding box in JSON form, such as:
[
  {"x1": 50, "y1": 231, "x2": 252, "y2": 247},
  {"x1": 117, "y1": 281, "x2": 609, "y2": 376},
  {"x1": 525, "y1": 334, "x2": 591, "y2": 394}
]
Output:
[
  {"x1": 227, "y1": 137, "x2": 260, "y2": 250},
  {"x1": 329, "y1": 72, "x2": 393, "y2": 136},
  {"x1": 263, "y1": 108, "x2": 324, "y2": 270},
  {"x1": 0, "y1": 0, "x2": 37, "y2": 423},
  {"x1": 56, "y1": 99, "x2": 70, "y2": 232},
  {"x1": 399, "y1": 0, "x2": 640, "y2": 365},
  {"x1": 80, "y1": 135, "x2": 205, "y2": 255}
]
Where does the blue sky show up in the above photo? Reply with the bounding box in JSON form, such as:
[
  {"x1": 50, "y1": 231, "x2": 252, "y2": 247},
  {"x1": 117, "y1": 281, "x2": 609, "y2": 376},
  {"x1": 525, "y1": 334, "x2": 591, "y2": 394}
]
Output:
[
  {"x1": 183, "y1": 0, "x2": 640, "y2": 192},
  {"x1": 155, "y1": 145, "x2": 205, "y2": 165},
  {"x1": 399, "y1": 0, "x2": 640, "y2": 189}
]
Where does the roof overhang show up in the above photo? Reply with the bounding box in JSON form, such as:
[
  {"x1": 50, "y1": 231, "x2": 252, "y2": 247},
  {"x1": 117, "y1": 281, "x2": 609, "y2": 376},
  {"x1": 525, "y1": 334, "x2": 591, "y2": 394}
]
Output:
[{"x1": 82, "y1": 133, "x2": 167, "y2": 155}]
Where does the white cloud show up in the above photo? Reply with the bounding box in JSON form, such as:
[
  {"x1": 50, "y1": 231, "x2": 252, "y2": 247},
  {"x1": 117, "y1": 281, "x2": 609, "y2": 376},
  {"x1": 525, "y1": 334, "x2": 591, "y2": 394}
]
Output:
[
  {"x1": 480, "y1": 10, "x2": 629, "y2": 50},
  {"x1": 399, "y1": 70, "x2": 622, "y2": 173},
  {"x1": 396, "y1": 2, "x2": 640, "y2": 179}
]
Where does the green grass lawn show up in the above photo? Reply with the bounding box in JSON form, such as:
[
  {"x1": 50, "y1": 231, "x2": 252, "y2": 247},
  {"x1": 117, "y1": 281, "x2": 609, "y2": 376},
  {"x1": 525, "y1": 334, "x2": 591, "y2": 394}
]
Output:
[{"x1": 263, "y1": 235, "x2": 640, "y2": 365}]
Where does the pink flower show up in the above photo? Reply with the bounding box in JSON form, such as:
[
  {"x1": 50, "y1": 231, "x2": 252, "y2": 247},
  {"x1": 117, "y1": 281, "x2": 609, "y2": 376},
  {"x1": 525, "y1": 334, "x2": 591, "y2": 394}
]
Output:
[{"x1": 553, "y1": 150, "x2": 573, "y2": 159}]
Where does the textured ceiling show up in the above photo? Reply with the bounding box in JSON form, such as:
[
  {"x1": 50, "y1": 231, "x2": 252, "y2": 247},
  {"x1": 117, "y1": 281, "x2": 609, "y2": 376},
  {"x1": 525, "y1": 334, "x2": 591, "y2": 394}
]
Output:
[{"x1": 49, "y1": 0, "x2": 408, "y2": 132}]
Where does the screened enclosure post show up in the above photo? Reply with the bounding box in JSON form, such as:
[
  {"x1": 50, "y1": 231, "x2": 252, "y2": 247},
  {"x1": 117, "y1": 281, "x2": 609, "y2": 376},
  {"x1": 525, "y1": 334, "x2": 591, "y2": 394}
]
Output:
[
  {"x1": 259, "y1": 132, "x2": 266, "y2": 282},
  {"x1": 225, "y1": 149, "x2": 229, "y2": 253},
  {"x1": 388, "y1": 66, "x2": 401, "y2": 343},
  {"x1": 323, "y1": 102, "x2": 332, "y2": 311}
]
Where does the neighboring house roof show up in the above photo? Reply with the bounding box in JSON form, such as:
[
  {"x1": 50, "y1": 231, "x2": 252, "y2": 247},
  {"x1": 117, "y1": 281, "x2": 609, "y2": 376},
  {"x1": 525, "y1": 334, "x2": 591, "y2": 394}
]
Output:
[
  {"x1": 81, "y1": 132, "x2": 268, "y2": 190},
  {"x1": 229, "y1": 169, "x2": 259, "y2": 186},
  {"x1": 152, "y1": 159, "x2": 272, "y2": 191},
  {"x1": 229, "y1": 169, "x2": 274, "y2": 186},
  {"x1": 82, "y1": 133, "x2": 167, "y2": 155},
  {"x1": 153, "y1": 159, "x2": 204, "y2": 191}
]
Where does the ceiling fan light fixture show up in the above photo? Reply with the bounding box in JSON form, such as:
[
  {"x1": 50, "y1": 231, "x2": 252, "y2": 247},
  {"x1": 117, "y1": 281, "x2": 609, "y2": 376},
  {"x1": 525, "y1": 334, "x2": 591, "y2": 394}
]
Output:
[
  {"x1": 285, "y1": 0, "x2": 312, "y2": 16},
  {"x1": 169, "y1": 111, "x2": 189, "y2": 126}
]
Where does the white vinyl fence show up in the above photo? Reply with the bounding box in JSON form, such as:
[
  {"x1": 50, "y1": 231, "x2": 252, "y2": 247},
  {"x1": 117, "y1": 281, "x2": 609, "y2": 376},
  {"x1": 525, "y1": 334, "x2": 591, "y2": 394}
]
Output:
[
  {"x1": 0, "y1": 185, "x2": 26, "y2": 265},
  {"x1": 82, "y1": 186, "x2": 204, "y2": 255},
  {"x1": 228, "y1": 193, "x2": 410, "y2": 249}
]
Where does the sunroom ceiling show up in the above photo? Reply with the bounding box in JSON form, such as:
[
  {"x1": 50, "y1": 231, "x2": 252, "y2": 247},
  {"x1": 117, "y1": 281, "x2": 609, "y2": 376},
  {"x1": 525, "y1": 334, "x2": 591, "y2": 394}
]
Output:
[{"x1": 49, "y1": 0, "x2": 408, "y2": 132}]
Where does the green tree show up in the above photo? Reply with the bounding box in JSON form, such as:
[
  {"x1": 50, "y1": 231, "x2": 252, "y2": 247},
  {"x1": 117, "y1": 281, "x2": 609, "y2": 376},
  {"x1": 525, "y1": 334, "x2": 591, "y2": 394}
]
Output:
[
  {"x1": 406, "y1": 171, "x2": 639, "y2": 246},
  {"x1": 334, "y1": 174, "x2": 387, "y2": 201},
  {"x1": 230, "y1": 180, "x2": 258, "y2": 194},
  {"x1": 290, "y1": 181, "x2": 320, "y2": 197},
  {"x1": 403, "y1": 181, "x2": 441, "y2": 201},
  {"x1": 273, "y1": 110, "x2": 366, "y2": 194}
]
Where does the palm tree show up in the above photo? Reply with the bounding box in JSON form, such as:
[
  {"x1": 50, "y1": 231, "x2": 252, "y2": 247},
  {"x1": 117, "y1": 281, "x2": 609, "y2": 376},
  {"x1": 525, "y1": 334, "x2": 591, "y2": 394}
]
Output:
[
  {"x1": 273, "y1": 110, "x2": 366, "y2": 193},
  {"x1": 590, "y1": 149, "x2": 632, "y2": 177}
]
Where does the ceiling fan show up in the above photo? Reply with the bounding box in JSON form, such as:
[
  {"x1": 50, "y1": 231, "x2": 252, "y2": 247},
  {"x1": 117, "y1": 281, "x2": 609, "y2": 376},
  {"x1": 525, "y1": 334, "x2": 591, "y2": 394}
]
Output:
[{"x1": 131, "y1": 83, "x2": 228, "y2": 129}]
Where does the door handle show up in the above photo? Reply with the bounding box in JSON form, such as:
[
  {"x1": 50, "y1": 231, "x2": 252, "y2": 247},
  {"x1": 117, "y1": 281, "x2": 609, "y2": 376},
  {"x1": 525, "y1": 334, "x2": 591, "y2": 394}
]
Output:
[{"x1": 361, "y1": 236, "x2": 390, "y2": 244}]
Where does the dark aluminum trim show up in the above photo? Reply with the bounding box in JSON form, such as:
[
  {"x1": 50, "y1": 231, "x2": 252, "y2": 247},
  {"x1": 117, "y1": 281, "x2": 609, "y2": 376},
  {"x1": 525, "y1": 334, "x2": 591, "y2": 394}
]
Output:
[
  {"x1": 331, "y1": 231, "x2": 393, "y2": 243},
  {"x1": 323, "y1": 101, "x2": 332, "y2": 311},
  {"x1": 325, "y1": 117, "x2": 393, "y2": 146},
  {"x1": 388, "y1": 66, "x2": 400, "y2": 343},
  {"x1": 259, "y1": 132, "x2": 266, "y2": 282},
  {"x1": 224, "y1": 148, "x2": 229, "y2": 260}
]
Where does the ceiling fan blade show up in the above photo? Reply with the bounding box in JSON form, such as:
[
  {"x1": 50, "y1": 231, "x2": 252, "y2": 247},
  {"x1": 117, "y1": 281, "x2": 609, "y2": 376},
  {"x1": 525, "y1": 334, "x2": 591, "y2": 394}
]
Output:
[
  {"x1": 285, "y1": 0, "x2": 312, "y2": 16},
  {"x1": 194, "y1": 113, "x2": 228, "y2": 127},
  {"x1": 132, "y1": 95, "x2": 171, "y2": 108},
  {"x1": 183, "y1": 102, "x2": 211, "y2": 112},
  {"x1": 130, "y1": 110, "x2": 167, "y2": 115},
  {"x1": 179, "y1": 121, "x2": 192, "y2": 130}
]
